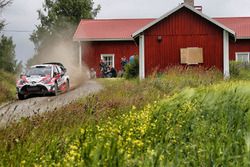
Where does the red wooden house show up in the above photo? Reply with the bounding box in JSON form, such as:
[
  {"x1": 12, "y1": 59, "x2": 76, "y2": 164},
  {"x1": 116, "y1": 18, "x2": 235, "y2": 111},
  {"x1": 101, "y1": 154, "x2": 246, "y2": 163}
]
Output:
[
  {"x1": 73, "y1": 0, "x2": 250, "y2": 79},
  {"x1": 73, "y1": 19, "x2": 153, "y2": 77}
]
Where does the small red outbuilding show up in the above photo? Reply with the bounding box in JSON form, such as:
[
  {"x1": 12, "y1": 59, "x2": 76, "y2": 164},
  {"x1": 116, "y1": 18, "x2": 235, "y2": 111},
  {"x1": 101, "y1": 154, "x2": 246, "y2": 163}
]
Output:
[{"x1": 73, "y1": 3, "x2": 250, "y2": 78}]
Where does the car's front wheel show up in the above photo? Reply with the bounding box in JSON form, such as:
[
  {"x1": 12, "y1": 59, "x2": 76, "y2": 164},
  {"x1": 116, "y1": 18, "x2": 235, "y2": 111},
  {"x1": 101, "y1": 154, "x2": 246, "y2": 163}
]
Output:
[
  {"x1": 66, "y1": 79, "x2": 70, "y2": 92},
  {"x1": 18, "y1": 93, "x2": 25, "y2": 100},
  {"x1": 53, "y1": 82, "x2": 59, "y2": 96}
]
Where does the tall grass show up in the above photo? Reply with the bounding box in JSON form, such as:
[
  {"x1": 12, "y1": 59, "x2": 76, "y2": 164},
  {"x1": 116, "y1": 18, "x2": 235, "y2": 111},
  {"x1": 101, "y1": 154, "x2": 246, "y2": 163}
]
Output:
[
  {"x1": 0, "y1": 70, "x2": 16, "y2": 105},
  {"x1": 1, "y1": 67, "x2": 250, "y2": 166},
  {"x1": 230, "y1": 61, "x2": 250, "y2": 80}
]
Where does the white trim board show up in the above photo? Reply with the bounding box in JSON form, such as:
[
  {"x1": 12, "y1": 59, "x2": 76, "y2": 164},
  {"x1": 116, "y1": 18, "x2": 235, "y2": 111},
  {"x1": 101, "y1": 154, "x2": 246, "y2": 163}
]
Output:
[
  {"x1": 79, "y1": 41, "x2": 82, "y2": 67},
  {"x1": 139, "y1": 35, "x2": 145, "y2": 80},
  {"x1": 223, "y1": 30, "x2": 230, "y2": 78}
]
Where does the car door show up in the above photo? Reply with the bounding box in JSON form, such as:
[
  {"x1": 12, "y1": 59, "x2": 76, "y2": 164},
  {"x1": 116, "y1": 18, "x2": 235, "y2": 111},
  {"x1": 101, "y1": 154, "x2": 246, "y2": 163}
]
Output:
[
  {"x1": 53, "y1": 65, "x2": 61, "y2": 86},
  {"x1": 55, "y1": 65, "x2": 64, "y2": 89}
]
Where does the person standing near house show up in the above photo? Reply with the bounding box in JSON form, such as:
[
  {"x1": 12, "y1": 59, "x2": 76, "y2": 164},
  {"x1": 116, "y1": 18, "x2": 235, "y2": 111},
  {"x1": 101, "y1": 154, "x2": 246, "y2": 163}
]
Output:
[
  {"x1": 110, "y1": 66, "x2": 117, "y2": 78},
  {"x1": 89, "y1": 68, "x2": 96, "y2": 79},
  {"x1": 121, "y1": 56, "x2": 128, "y2": 71},
  {"x1": 99, "y1": 59, "x2": 108, "y2": 77},
  {"x1": 106, "y1": 65, "x2": 117, "y2": 78},
  {"x1": 129, "y1": 54, "x2": 135, "y2": 63},
  {"x1": 120, "y1": 56, "x2": 128, "y2": 77}
]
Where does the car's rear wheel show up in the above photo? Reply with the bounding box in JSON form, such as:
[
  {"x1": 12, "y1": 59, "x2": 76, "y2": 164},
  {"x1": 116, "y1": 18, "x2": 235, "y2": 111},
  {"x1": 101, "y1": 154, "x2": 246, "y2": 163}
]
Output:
[{"x1": 18, "y1": 93, "x2": 25, "y2": 100}]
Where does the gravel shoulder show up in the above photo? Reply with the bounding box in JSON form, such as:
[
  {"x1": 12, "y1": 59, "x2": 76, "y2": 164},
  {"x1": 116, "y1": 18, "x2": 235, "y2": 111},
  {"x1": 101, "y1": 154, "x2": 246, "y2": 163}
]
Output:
[{"x1": 0, "y1": 80, "x2": 103, "y2": 128}]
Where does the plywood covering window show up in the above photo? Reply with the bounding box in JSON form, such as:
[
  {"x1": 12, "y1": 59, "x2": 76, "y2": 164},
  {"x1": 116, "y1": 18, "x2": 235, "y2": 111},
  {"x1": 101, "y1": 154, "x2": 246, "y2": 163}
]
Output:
[
  {"x1": 101, "y1": 54, "x2": 115, "y2": 67},
  {"x1": 236, "y1": 52, "x2": 250, "y2": 62},
  {"x1": 180, "y1": 47, "x2": 203, "y2": 65}
]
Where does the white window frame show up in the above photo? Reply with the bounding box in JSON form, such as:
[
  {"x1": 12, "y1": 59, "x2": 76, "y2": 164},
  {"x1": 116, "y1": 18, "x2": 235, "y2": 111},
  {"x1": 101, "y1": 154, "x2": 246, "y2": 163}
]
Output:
[
  {"x1": 100, "y1": 54, "x2": 115, "y2": 68},
  {"x1": 235, "y1": 52, "x2": 250, "y2": 62}
]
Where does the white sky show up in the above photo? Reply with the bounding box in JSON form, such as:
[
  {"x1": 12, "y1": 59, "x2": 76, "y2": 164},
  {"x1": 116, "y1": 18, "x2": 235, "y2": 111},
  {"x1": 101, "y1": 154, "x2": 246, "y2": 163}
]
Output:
[{"x1": 2, "y1": 0, "x2": 250, "y2": 63}]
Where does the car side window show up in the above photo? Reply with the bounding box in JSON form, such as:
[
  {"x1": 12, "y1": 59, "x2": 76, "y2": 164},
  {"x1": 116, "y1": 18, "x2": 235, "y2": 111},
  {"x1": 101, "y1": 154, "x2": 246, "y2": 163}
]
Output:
[
  {"x1": 53, "y1": 66, "x2": 59, "y2": 76},
  {"x1": 56, "y1": 66, "x2": 62, "y2": 74}
]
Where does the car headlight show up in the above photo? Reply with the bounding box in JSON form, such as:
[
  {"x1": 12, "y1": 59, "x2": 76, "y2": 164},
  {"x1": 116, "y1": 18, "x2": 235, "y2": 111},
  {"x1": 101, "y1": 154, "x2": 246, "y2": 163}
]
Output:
[{"x1": 18, "y1": 80, "x2": 26, "y2": 85}]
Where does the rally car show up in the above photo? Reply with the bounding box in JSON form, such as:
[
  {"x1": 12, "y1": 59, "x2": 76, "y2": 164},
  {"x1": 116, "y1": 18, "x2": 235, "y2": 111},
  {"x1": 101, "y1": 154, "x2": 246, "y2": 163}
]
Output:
[{"x1": 16, "y1": 63, "x2": 70, "y2": 100}]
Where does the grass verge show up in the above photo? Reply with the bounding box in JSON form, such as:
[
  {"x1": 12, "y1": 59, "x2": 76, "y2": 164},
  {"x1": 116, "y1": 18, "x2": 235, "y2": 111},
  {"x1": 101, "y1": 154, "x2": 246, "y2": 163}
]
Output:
[
  {"x1": 0, "y1": 70, "x2": 16, "y2": 105},
  {"x1": 0, "y1": 67, "x2": 250, "y2": 166}
]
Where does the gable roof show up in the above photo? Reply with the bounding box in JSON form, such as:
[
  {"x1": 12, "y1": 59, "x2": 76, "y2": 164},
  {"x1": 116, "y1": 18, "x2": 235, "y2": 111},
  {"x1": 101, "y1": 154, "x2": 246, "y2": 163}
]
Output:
[
  {"x1": 73, "y1": 19, "x2": 154, "y2": 41},
  {"x1": 214, "y1": 17, "x2": 250, "y2": 39},
  {"x1": 132, "y1": 4, "x2": 235, "y2": 38},
  {"x1": 73, "y1": 5, "x2": 250, "y2": 41}
]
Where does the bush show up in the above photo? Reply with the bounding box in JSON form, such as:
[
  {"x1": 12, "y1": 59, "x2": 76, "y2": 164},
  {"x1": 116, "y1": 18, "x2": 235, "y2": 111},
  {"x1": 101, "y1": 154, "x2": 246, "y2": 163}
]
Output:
[
  {"x1": 124, "y1": 56, "x2": 139, "y2": 79},
  {"x1": 230, "y1": 61, "x2": 250, "y2": 79},
  {"x1": 147, "y1": 66, "x2": 223, "y2": 94},
  {"x1": 230, "y1": 61, "x2": 241, "y2": 77},
  {"x1": 0, "y1": 70, "x2": 16, "y2": 104}
]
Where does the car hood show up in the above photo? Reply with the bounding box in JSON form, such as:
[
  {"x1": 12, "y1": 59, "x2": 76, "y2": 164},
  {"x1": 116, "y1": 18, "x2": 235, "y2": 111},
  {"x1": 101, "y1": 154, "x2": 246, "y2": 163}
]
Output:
[{"x1": 25, "y1": 75, "x2": 49, "y2": 83}]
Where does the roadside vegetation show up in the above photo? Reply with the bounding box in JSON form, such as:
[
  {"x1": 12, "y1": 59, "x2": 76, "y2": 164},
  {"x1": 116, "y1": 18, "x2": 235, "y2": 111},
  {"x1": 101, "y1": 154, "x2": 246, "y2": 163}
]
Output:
[
  {"x1": 230, "y1": 61, "x2": 250, "y2": 80},
  {"x1": 0, "y1": 1, "x2": 22, "y2": 106},
  {"x1": 1, "y1": 66, "x2": 250, "y2": 166},
  {"x1": 0, "y1": 70, "x2": 16, "y2": 105}
]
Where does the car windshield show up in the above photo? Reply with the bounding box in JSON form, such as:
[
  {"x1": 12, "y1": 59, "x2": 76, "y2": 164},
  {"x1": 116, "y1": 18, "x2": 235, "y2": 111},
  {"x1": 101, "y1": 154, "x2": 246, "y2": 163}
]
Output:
[{"x1": 26, "y1": 66, "x2": 52, "y2": 76}]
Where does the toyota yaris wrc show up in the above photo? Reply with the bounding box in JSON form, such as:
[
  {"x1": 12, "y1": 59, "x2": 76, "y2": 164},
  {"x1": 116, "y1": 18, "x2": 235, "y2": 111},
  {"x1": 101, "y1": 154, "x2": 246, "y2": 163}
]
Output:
[{"x1": 16, "y1": 63, "x2": 70, "y2": 100}]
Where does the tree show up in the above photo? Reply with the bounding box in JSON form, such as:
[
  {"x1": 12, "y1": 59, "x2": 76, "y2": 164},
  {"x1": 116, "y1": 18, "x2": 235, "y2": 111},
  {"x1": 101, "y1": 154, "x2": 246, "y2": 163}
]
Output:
[
  {"x1": 0, "y1": 35, "x2": 16, "y2": 72},
  {"x1": 0, "y1": 0, "x2": 12, "y2": 31},
  {"x1": 0, "y1": 0, "x2": 11, "y2": 8},
  {"x1": 0, "y1": 1, "x2": 17, "y2": 73},
  {"x1": 15, "y1": 60, "x2": 23, "y2": 74},
  {"x1": 29, "y1": 0, "x2": 101, "y2": 65}
]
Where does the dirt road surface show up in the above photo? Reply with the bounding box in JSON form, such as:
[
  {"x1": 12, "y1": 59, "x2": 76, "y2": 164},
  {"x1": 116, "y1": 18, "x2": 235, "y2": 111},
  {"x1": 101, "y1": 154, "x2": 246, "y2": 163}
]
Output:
[{"x1": 0, "y1": 80, "x2": 103, "y2": 128}]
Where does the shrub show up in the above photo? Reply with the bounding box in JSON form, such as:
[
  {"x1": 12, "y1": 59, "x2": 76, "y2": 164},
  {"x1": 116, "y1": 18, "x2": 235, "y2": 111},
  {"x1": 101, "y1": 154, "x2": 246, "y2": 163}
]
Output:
[
  {"x1": 230, "y1": 61, "x2": 250, "y2": 79},
  {"x1": 230, "y1": 61, "x2": 241, "y2": 77},
  {"x1": 147, "y1": 66, "x2": 223, "y2": 94},
  {"x1": 0, "y1": 70, "x2": 16, "y2": 104},
  {"x1": 124, "y1": 56, "x2": 139, "y2": 79}
]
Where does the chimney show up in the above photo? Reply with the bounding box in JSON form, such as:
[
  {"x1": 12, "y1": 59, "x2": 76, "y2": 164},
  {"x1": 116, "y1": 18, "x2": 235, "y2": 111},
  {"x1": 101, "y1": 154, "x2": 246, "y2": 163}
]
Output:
[{"x1": 184, "y1": 0, "x2": 194, "y2": 7}]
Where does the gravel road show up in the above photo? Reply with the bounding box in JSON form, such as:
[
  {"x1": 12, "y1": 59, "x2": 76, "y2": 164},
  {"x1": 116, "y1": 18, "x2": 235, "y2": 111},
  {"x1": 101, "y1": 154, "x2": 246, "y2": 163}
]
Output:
[{"x1": 0, "y1": 80, "x2": 103, "y2": 128}]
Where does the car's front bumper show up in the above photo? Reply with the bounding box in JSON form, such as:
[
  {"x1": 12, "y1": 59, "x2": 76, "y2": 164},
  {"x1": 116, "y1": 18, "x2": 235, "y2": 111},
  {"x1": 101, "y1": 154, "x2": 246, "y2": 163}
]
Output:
[{"x1": 17, "y1": 83, "x2": 55, "y2": 95}]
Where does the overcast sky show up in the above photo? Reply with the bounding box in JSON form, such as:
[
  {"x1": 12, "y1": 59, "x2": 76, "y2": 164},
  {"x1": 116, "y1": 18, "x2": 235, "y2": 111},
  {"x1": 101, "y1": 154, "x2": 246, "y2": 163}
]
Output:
[{"x1": 2, "y1": 0, "x2": 250, "y2": 63}]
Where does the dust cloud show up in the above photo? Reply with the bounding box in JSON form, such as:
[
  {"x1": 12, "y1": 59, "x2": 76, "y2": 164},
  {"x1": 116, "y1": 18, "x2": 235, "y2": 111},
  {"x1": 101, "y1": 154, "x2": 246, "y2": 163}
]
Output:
[
  {"x1": 34, "y1": 40, "x2": 89, "y2": 88},
  {"x1": 29, "y1": 27, "x2": 90, "y2": 89}
]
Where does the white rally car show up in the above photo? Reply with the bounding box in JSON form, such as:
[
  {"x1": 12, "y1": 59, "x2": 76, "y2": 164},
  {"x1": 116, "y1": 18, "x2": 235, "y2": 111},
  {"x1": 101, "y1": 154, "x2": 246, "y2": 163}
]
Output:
[{"x1": 16, "y1": 63, "x2": 70, "y2": 100}]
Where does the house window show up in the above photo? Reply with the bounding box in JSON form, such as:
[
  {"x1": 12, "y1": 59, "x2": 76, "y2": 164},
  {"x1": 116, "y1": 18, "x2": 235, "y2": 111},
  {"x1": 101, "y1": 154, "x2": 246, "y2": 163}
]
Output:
[
  {"x1": 236, "y1": 52, "x2": 250, "y2": 62},
  {"x1": 101, "y1": 54, "x2": 115, "y2": 67}
]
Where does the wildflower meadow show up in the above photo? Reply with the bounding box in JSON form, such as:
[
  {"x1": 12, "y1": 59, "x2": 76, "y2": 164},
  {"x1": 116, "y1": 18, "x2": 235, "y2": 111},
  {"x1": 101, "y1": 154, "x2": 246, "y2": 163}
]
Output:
[{"x1": 0, "y1": 67, "x2": 250, "y2": 166}]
